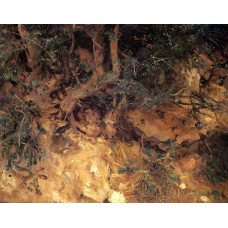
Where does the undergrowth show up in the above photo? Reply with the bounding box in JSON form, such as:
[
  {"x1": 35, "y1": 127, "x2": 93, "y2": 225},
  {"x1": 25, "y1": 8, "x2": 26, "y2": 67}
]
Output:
[
  {"x1": 135, "y1": 147, "x2": 180, "y2": 202},
  {"x1": 0, "y1": 94, "x2": 44, "y2": 174}
]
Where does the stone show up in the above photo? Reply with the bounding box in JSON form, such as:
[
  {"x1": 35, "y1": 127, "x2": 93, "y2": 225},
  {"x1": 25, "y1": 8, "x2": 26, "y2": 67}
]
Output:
[
  {"x1": 186, "y1": 68, "x2": 201, "y2": 93},
  {"x1": 178, "y1": 157, "x2": 197, "y2": 171},
  {"x1": 202, "y1": 71, "x2": 211, "y2": 80},
  {"x1": 200, "y1": 195, "x2": 210, "y2": 203},
  {"x1": 125, "y1": 104, "x2": 200, "y2": 144},
  {"x1": 199, "y1": 54, "x2": 213, "y2": 68},
  {"x1": 109, "y1": 190, "x2": 126, "y2": 203},
  {"x1": 179, "y1": 183, "x2": 187, "y2": 190}
]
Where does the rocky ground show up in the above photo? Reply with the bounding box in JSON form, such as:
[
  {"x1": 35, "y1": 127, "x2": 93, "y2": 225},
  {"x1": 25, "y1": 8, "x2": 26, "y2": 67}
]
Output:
[{"x1": 0, "y1": 25, "x2": 227, "y2": 203}]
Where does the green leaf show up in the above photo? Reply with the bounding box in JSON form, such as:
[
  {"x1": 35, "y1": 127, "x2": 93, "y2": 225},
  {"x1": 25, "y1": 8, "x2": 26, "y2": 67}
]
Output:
[
  {"x1": 169, "y1": 173, "x2": 180, "y2": 181},
  {"x1": 118, "y1": 168, "x2": 126, "y2": 174}
]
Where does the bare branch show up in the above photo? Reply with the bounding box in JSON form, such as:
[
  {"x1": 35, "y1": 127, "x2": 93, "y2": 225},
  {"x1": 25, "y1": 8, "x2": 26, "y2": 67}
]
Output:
[
  {"x1": 68, "y1": 25, "x2": 76, "y2": 56},
  {"x1": 93, "y1": 25, "x2": 105, "y2": 77},
  {"x1": 17, "y1": 25, "x2": 42, "y2": 72},
  {"x1": 110, "y1": 25, "x2": 120, "y2": 77}
]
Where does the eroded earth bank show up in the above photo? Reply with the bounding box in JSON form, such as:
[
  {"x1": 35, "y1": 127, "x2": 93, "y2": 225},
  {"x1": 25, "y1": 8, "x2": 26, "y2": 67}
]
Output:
[{"x1": 0, "y1": 25, "x2": 227, "y2": 202}]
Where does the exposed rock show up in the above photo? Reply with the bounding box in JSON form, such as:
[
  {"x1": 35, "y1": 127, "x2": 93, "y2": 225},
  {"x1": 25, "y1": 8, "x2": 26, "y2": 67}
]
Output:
[
  {"x1": 199, "y1": 54, "x2": 213, "y2": 67},
  {"x1": 200, "y1": 195, "x2": 210, "y2": 203},
  {"x1": 205, "y1": 83, "x2": 226, "y2": 102},
  {"x1": 178, "y1": 157, "x2": 197, "y2": 171},
  {"x1": 202, "y1": 71, "x2": 211, "y2": 81},
  {"x1": 125, "y1": 104, "x2": 201, "y2": 144},
  {"x1": 185, "y1": 68, "x2": 201, "y2": 93},
  {"x1": 70, "y1": 109, "x2": 102, "y2": 138},
  {"x1": 1, "y1": 26, "x2": 228, "y2": 204},
  {"x1": 179, "y1": 183, "x2": 187, "y2": 190},
  {"x1": 109, "y1": 190, "x2": 126, "y2": 203},
  {"x1": 198, "y1": 54, "x2": 213, "y2": 80},
  {"x1": 173, "y1": 61, "x2": 201, "y2": 93},
  {"x1": 104, "y1": 109, "x2": 119, "y2": 139},
  {"x1": 0, "y1": 123, "x2": 144, "y2": 203}
]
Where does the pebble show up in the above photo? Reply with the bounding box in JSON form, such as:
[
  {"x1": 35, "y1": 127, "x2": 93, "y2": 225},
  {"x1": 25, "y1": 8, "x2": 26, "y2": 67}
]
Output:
[
  {"x1": 200, "y1": 195, "x2": 210, "y2": 203},
  {"x1": 179, "y1": 183, "x2": 187, "y2": 190}
]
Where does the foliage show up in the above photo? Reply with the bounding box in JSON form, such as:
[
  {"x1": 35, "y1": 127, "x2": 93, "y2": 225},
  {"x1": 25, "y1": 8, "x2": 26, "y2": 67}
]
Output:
[
  {"x1": 206, "y1": 146, "x2": 228, "y2": 184},
  {"x1": 0, "y1": 25, "x2": 23, "y2": 85},
  {"x1": 199, "y1": 133, "x2": 228, "y2": 184},
  {"x1": 0, "y1": 94, "x2": 44, "y2": 173},
  {"x1": 134, "y1": 147, "x2": 180, "y2": 202}
]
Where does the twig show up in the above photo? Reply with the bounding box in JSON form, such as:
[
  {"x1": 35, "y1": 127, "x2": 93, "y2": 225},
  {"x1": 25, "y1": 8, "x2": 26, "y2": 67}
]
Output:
[
  {"x1": 11, "y1": 32, "x2": 52, "y2": 58},
  {"x1": 170, "y1": 87, "x2": 188, "y2": 96},
  {"x1": 0, "y1": 111, "x2": 9, "y2": 116},
  {"x1": 144, "y1": 170, "x2": 150, "y2": 181},
  {"x1": 205, "y1": 142, "x2": 213, "y2": 155},
  {"x1": 68, "y1": 30, "x2": 75, "y2": 56},
  {"x1": 71, "y1": 69, "x2": 82, "y2": 86},
  {"x1": 31, "y1": 136, "x2": 43, "y2": 156},
  {"x1": 13, "y1": 94, "x2": 36, "y2": 117},
  {"x1": 18, "y1": 116, "x2": 25, "y2": 148},
  {"x1": 77, "y1": 26, "x2": 102, "y2": 49},
  {"x1": 171, "y1": 102, "x2": 188, "y2": 111}
]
